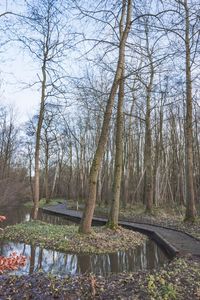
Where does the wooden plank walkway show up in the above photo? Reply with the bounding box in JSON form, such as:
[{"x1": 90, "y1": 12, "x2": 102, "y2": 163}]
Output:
[{"x1": 42, "y1": 204, "x2": 200, "y2": 257}]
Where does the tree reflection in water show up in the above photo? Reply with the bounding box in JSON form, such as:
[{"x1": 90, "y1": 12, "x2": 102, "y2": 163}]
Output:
[{"x1": 0, "y1": 239, "x2": 169, "y2": 277}]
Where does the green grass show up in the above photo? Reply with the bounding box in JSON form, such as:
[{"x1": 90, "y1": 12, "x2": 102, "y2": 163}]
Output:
[
  {"x1": 0, "y1": 220, "x2": 146, "y2": 254},
  {"x1": 24, "y1": 198, "x2": 65, "y2": 208},
  {"x1": 0, "y1": 221, "x2": 78, "y2": 252}
]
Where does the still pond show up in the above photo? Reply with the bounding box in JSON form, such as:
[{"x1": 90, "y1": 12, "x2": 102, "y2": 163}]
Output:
[{"x1": 0, "y1": 205, "x2": 170, "y2": 276}]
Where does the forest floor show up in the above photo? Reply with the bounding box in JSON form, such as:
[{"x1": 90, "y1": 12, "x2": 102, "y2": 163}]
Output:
[
  {"x1": 93, "y1": 204, "x2": 200, "y2": 240},
  {"x1": 23, "y1": 198, "x2": 200, "y2": 240},
  {"x1": 24, "y1": 198, "x2": 66, "y2": 208},
  {"x1": 0, "y1": 255, "x2": 199, "y2": 299},
  {"x1": 25, "y1": 198, "x2": 200, "y2": 239}
]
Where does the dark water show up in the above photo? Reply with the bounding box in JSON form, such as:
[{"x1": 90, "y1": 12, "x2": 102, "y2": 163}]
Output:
[
  {"x1": 0, "y1": 205, "x2": 170, "y2": 276},
  {"x1": 0, "y1": 239, "x2": 169, "y2": 276},
  {"x1": 0, "y1": 205, "x2": 73, "y2": 228}
]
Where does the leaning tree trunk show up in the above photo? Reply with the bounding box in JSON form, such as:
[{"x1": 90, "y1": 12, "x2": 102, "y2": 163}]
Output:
[
  {"x1": 184, "y1": 0, "x2": 196, "y2": 221},
  {"x1": 108, "y1": 71, "x2": 124, "y2": 228},
  {"x1": 108, "y1": 6, "x2": 125, "y2": 228},
  {"x1": 79, "y1": 0, "x2": 132, "y2": 234},
  {"x1": 32, "y1": 64, "x2": 46, "y2": 220}
]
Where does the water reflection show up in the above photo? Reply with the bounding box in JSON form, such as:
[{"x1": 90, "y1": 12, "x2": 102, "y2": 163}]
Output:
[
  {"x1": 0, "y1": 205, "x2": 170, "y2": 276},
  {"x1": 0, "y1": 206, "x2": 31, "y2": 228},
  {"x1": 38, "y1": 210, "x2": 74, "y2": 225},
  {"x1": 0, "y1": 206, "x2": 72, "y2": 228},
  {"x1": 0, "y1": 239, "x2": 169, "y2": 277}
]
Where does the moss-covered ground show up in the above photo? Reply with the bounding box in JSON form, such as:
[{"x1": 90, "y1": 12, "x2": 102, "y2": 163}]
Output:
[
  {"x1": 0, "y1": 221, "x2": 146, "y2": 254},
  {"x1": 24, "y1": 198, "x2": 65, "y2": 208}
]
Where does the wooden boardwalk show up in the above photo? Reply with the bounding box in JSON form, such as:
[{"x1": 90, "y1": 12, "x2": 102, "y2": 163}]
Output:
[{"x1": 42, "y1": 204, "x2": 200, "y2": 257}]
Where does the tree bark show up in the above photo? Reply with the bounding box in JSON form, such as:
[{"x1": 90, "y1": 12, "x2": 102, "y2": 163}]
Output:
[
  {"x1": 143, "y1": 87, "x2": 153, "y2": 213},
  {"x1": 143, "y1": 62, "x2": 154, "y2": 213},
  {"x1": 184, "y1": 0, "x2": 196, "y2": 221},
  {"x1": 108, "y1": 70, "x2": 124, "y2": 228},
  {"x1": 45, "y1": 140, "x2": 50, "y2": 204},
  {"x1": 32, "y1": 65, "x2": 46, "y2": 220},
  {"x1": 108, "y1": 4, "x2": 125, "y2": 227}
]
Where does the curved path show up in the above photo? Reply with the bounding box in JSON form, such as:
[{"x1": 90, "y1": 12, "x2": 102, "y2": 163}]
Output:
[{"x1": 42, "y1": 204, "x2": 200, "y2": 258}]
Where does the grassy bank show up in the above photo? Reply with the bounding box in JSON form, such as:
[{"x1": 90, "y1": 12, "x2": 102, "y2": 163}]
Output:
[
  {"x1": 24, "y1": 198, "x2": 65, "y2": 208},
  {"x1": 0, "y1": 220, "x2": 146, "y2": 254}
]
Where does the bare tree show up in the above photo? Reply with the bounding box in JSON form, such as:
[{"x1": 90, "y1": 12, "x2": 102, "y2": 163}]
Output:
[
  {"x1": 108, "y1": 2, "x2": 126, "y2": 228},
  {"x1": 182, "y1": 0, "x2": 197, "y2": 220},
  {"x1": 19, "y1": 0, "x2": 70, "y2": 219},
  {"x1": 79, "y1": 0, "x2": 132, "y2": 234}
]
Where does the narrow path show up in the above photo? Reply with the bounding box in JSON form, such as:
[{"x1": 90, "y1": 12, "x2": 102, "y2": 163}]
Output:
[{"x1": 42, "y1": 204, "x2": 200, "y2": 257}]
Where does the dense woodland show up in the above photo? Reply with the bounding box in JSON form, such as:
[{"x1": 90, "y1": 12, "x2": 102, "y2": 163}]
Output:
[{"x1": 0, "y1": 0, "x2": 199, "y2": 231}]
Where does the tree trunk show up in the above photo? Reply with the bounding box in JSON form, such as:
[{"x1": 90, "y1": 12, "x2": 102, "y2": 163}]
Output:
[
  {"x1": 108, "y1": 5, "x2": 125, "y2": 226},
  {"x1": 50, "y1": 161, "x2": 59, "y2": 198},
  {"x1": 143, "y1": 69, "x2": 154, "y2": 213},
  {"x1": 184, "y1": 0, "x2": 196, "y2": 221},
  {"x1": 97, "y1": 163, "x2": 103, "y2": 205},
  {"x1": 45, "y1": 142, "x2": 50, "y2": 204},
  {"x1": 32, "y1": 65, "x2": 46, "y2": 220},
  {"x1": 79, "y1": 0, "x2": 132, "y2": 233},
  {"x1": 143, "y1": 91, "x2": 153, "y2": 213},
  {"x1": 108, "y1": 70, "x2": 124, "y2": 228}
]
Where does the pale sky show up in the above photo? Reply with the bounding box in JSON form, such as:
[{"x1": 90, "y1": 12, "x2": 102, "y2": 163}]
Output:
[
  {"x1": 0, "y1": 0, "x2": 115, "y2": 124},
  {"x1": 2, "y1": 53, "x2": 40, "y2": 123},
  {"x1": 1, "y1": 0, "x2": 41, "y2": 123},
  {"x1": 0, "y1": 1, "x2": 84, "y2": 123}
]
